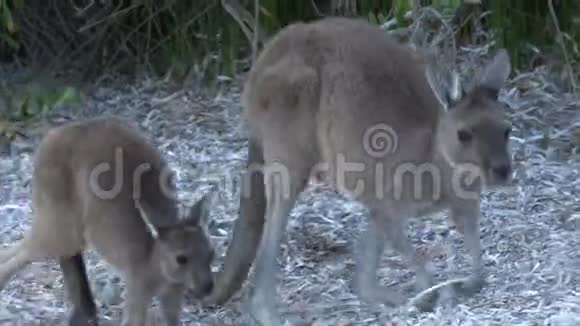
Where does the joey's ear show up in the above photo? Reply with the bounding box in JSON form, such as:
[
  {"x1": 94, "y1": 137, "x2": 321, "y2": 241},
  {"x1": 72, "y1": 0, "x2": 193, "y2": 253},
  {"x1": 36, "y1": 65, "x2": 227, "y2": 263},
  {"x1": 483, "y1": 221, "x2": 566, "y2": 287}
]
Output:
[
  {"x1": 444, "y1": 70, "x2": 465, "y2": 109},
  {"x1": 475, "y1": 48, "x2": 511, "y2": 99},
  {"x1": 425, "y1": 63, "x2": 448, "y2": 111},
  {"x1": 425, "y1": 64, "x2": 464, "y2": 111},
  {"x1": 183, "y1": 189, "x2": 215, "y2": 230},
  {"x1": 135, "y1": 199, "x2": 160, "y2": 239}
]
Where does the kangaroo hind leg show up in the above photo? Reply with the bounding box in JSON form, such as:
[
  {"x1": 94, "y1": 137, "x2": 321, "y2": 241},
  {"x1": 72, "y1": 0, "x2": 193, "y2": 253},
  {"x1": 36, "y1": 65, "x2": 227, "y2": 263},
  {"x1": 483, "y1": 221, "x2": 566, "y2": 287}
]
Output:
[
  {"x1": 60, "y1": 253, "x2": 99, "y2": 326},
  {"x1": 0, "y1": 241, "x2": 23, "y2": 263},
  {"x1": 248, "y1": 152, "x2": 313, "y2": 326}
]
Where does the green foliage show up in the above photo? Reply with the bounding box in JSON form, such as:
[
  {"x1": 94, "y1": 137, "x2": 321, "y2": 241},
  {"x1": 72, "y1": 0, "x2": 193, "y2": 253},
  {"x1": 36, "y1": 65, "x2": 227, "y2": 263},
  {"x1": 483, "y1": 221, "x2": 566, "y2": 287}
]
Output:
[
  {"x1": 0, "y1": 0, "x2": 576, "y2": 138},
  {"x1": 260, "y1": 0, "x2": 318, "y2": 28},
  {"x1": 0, "y1": 81, "x2": 82, "y2": 139},
  {"x1": 358, "y1": 0, "x2": 580, "y2": 71},
  {"x1": 0, "y1": 0, "x2": 23, "y2": 55},
  {"x1": 0, "y1": 1, "x2": 249, "y2": 83},
  {"x1": 360, "y1": 0, "x2": 392, "y2": 26},
  {"x1": 485, "y1": 0, "x2": 580, "y2": 69},
  {"x1": 0, "y1": 0, "x2": 578, "y2": 83}
]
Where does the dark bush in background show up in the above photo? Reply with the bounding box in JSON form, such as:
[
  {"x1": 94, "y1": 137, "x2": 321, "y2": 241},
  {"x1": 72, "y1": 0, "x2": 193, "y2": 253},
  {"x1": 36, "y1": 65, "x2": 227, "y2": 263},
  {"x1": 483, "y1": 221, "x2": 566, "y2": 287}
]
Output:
[
  {"x1": 0, "y1": 0, "x2": 578, "y2": 140},
  {"x1": 1, "y1": 0, "x2": 577, "y2": 80}
]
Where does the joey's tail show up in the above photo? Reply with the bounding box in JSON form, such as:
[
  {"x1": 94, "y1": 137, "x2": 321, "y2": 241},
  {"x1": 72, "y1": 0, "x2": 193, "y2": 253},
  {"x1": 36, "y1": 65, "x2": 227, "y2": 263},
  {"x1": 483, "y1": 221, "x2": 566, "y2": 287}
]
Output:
[
  {"x1": 0, "y1": 240, "x2": 32, "y2": 292},
  {"x1": 205, "y1": 137, "x2": 266, "y2": 305},
  {"x1": 0, "y1": 240, "x2": 23, "y2": 262}
]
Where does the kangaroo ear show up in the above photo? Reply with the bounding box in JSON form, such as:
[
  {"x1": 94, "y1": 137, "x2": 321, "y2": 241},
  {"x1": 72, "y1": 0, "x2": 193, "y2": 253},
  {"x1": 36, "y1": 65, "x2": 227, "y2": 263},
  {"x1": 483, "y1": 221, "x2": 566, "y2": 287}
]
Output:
[
  {"x1": 184, "y1": 188, "x2": 216, "y2": 230},
  {"x1": 444, "y1": 70, "x2": 465, "y2": 109},
  {"x1": 425, "y1": 59, "x2": 464, "y2": 111},
  {"x1": 474, "y1": 48, "x2": 511, "y2": 99},
  {"x1": 135, "y1": 199, "x2": 160, "y2": 239}
]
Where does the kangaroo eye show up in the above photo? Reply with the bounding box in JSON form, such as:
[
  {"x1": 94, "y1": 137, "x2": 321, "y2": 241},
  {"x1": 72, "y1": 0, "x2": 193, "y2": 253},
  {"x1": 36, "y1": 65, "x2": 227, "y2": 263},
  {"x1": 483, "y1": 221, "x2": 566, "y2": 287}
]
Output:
[
  {"x1": 176, "y1": 255, "x2": 188, "y2": 265},
  {"x1": 457, "y1": 129, "x2": 472, "y2": 143}
]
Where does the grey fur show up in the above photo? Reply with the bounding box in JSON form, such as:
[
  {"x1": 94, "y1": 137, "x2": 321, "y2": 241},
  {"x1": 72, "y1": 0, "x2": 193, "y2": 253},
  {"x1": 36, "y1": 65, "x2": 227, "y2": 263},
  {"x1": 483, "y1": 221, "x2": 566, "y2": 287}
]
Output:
[
  {"x1": 206, "y1": 17, "x2": 513, "y2": 325},
  {"x1": 0, "y1": 117, "x2": 215, "y2": 326}
]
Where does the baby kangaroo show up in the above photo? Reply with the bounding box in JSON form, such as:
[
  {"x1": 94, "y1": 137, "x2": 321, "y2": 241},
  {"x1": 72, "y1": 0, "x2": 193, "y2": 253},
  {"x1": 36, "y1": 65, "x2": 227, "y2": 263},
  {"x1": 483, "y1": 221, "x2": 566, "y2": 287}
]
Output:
[
  {"x1": 0, "y1": 117, "x2": 215, "y2": 326},
  {"x1": 205, "y1": 17, "x2": 514, "y2": 325}
]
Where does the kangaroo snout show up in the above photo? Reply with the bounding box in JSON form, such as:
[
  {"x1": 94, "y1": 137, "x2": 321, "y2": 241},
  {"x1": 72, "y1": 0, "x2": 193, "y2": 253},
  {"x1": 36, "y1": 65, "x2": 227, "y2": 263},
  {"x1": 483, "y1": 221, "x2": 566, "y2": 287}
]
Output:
[
  {"x1": 201, "y1": 279, "x2": 214, "y2": 296},
  {"x1": 191, "y1": 276, "x2": 214, "y2": 298},
  {"x1": 491, "y1": 162, "x2": 511, "y2": 180},
  {"x1": 486, "y1": 155, "x2": 513, "y2": 186}
]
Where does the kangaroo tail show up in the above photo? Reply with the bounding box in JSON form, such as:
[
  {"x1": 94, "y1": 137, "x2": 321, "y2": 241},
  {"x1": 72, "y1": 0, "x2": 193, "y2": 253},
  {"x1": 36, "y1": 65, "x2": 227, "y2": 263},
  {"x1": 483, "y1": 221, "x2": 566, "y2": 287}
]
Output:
[
  {"x1": 0, "y1": 240, "x2": 23, "y2": 263},
  {"x1": 0, "y1": 239, "x2": 32, "y2": 292},
  {"x1": 205, "y1": 137, "x2": 266, "y2": 305}
]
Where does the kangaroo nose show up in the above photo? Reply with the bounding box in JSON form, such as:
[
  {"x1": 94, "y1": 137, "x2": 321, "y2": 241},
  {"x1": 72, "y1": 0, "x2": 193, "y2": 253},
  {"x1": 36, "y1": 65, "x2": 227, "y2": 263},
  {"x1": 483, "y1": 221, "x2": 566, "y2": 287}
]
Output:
[{"x1": 492, "y1": 163, "x2": 511, "y2": 179}]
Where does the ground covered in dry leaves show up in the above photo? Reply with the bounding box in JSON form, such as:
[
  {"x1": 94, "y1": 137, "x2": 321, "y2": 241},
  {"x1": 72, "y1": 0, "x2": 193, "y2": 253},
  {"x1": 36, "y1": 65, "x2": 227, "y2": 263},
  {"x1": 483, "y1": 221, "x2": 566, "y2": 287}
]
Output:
[{"x1": 1, "y1": 41, "x2": 579, "y2": 326}]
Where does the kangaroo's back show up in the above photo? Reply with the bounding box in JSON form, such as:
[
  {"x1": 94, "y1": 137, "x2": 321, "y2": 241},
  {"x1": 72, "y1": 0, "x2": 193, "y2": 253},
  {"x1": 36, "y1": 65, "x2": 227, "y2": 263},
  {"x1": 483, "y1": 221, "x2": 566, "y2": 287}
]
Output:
[
  {"x1": 243, "y1": 17, "x2": 441, "y2": 200},
  {"x1": 29, "y1": 117, "x2": 178, "y2": 260}
]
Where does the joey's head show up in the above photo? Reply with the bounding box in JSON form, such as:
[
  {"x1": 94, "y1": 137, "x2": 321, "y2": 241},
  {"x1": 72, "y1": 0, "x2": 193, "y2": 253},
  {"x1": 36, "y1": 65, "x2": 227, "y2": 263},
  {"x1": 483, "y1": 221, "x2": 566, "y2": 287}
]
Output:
[
  {"x1": 135, "y1": 191, "x2": 215, "y2": 298},
  {"x1": 431, "y1": 49, "x2": 513, "y2": 190}
]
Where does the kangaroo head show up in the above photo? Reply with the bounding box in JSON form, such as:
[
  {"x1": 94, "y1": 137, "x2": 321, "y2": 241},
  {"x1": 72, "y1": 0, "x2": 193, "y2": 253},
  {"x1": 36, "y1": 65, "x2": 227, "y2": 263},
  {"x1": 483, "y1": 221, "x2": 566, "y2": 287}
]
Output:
[
  {"x1": 135, "y1": 190, "x2": 215, "y2": 298},
  {"x1": 432, "y1": 49, "x2": 513, "y2": 190}
]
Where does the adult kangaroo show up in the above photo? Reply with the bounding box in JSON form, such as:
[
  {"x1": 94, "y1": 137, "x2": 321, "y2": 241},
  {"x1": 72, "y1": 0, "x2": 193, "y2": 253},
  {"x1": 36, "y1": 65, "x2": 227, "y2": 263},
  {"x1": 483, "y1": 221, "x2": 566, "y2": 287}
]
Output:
[
  {"x1": 0, "y1": 117, "x2": 216, "y2": 326},
  {"x1": 206, "y1": 16, "x2": 513, "y2": 325}
]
